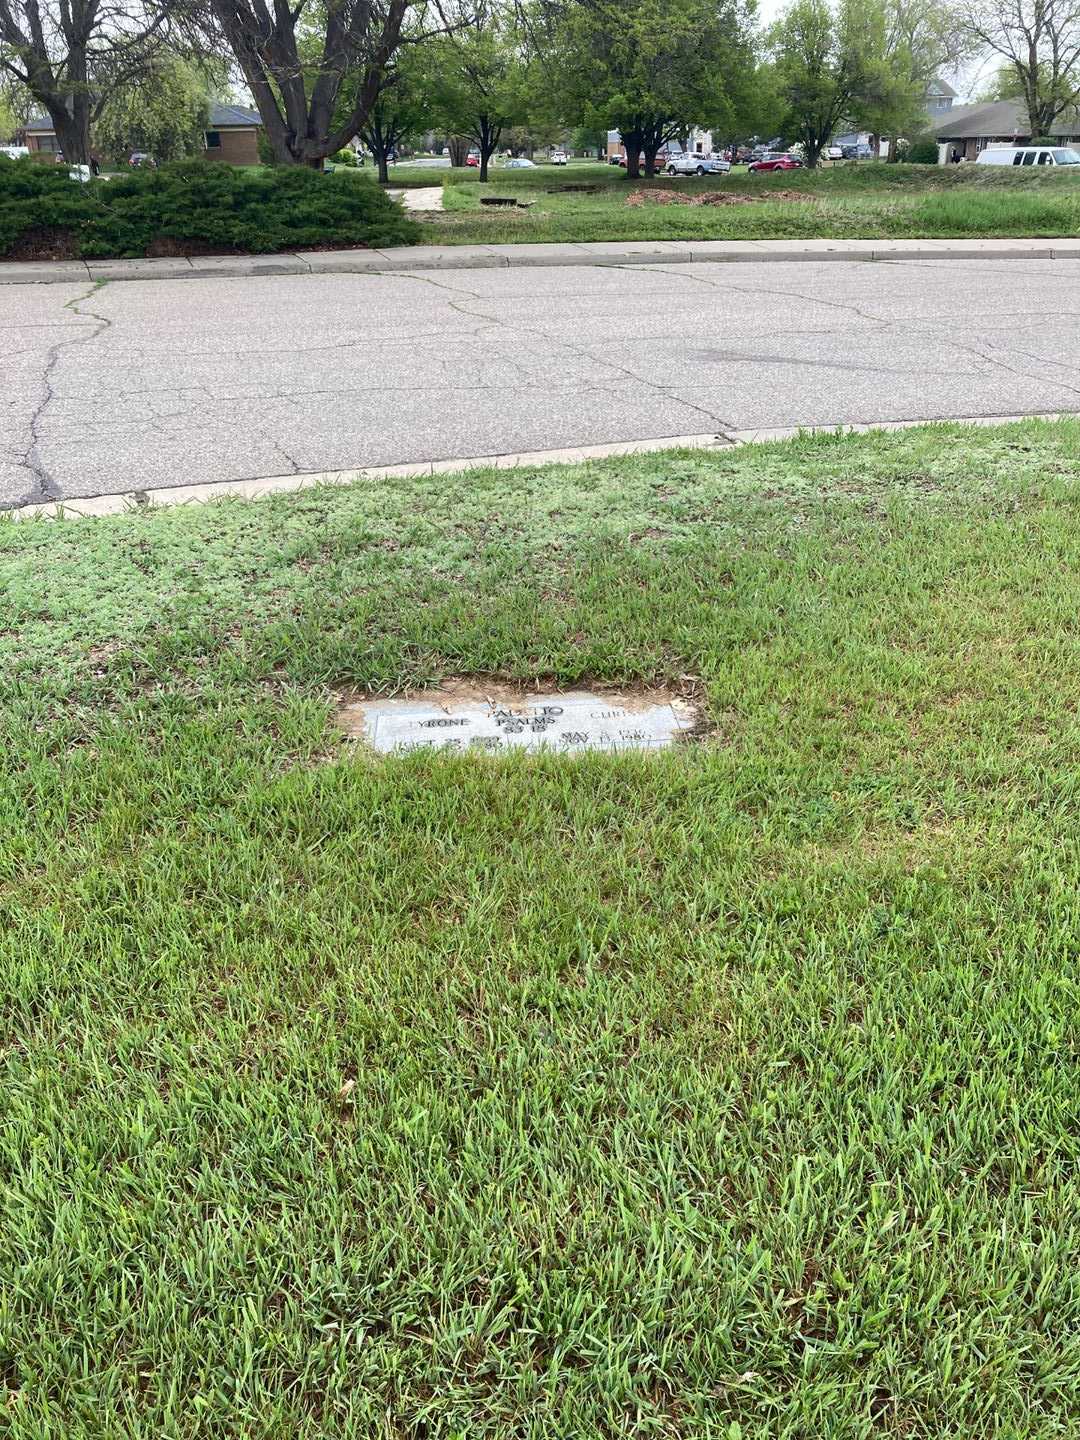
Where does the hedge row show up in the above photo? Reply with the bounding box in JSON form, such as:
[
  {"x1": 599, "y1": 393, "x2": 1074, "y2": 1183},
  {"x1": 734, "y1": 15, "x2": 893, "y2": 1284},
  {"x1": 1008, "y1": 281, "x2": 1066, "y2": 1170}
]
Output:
[{"x1": 0, "y1": 159, "x2": 420, "y2": 258}]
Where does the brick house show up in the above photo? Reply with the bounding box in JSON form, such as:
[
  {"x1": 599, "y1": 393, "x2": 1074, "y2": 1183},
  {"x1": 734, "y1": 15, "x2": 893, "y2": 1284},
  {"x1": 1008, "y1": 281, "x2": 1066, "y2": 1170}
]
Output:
[
  {"x1": 23, "y1": 102, "x2": 263, "y2": 164},
  {"x1": 202, "y1": 103, "x2": 263, "y2": 164}
]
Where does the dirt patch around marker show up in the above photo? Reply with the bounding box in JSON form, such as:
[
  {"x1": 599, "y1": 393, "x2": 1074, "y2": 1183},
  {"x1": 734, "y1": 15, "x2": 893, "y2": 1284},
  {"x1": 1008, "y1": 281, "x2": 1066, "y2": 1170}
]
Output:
[{"x1": 626, "y1": 188, "x2": 814, "y2": 208}]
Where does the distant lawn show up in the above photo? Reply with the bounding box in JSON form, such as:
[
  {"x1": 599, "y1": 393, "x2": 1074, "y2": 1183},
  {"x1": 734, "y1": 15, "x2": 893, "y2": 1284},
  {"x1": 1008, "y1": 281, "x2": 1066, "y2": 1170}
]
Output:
[
  {"x1": 5, "y1": 421, "x2": 1080, "y2": 1436},
  {"x1": 410, "y1": 160, "x2": 1080, "y2": 243}
]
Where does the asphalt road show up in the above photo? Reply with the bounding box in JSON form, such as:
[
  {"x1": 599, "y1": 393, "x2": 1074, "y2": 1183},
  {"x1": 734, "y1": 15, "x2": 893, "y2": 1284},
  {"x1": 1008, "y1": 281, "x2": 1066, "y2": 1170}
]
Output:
[{"x1": 3, "y1": 257, "x2": 1080, "y2": 508}]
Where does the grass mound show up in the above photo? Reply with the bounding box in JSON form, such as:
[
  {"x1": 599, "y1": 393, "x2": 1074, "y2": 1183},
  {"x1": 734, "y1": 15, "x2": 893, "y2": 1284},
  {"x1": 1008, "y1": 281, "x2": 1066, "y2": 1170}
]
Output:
[{"x1": 0, "y1": 157, "x2": 420, "y2": 259}]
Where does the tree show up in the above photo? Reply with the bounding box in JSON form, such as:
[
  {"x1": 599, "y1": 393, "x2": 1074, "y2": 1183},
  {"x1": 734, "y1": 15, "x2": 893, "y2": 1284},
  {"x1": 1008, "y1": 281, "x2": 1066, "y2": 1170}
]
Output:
[
  {"x1": 877, "y1": 0, "x2": 973, "y2": 154},
  {"x1": 769, "y1": 0, "x2": 884, "y2": 167},
  {"x1": 428, "y1": 0, "x2": 527, "y2": 179},
  {"x1": 965, "y1": 0, "x2": 1080, "y2": 134},
  {"x1": 570, "y1": 123, "x2": 606, "y2": 159},
  {"x1": 0, "y1": 0, "x2": 179, "y2": 163},
  {"x1": 0, "y1": 71, "x2": 35, "y2": 137},
  {"x1": 550, "y1": 0, "x2": 757, "y2": 179},
  {"x1": 94, "y1": 56, "x2": 223, "y2": 161},
  {"x1": 207, "y1": 0, "x2": 452, "y2": 168},
  {"x1": 352, "y1": 42, "x2": 434, "y2": 181}
]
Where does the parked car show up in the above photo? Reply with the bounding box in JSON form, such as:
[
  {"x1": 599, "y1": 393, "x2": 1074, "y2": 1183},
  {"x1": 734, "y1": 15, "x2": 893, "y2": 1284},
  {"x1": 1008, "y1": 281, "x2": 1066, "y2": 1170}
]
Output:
[
  {"x1": 466, "y1": 153, "x2": 480, "y2": 167},
  {"x1": 551, "y1": 150, "x2": 568, "y2": 165},
  {"x1": 665, "y1": 152, "x2": 731, "y2": 176},
  {"x1": 129, "y1": 151, "x2": 155, "y2": 168},
  {"x1": 825, "y1": 145, "x2": 844, "y2": 161},
  {"x1": 747, "y1": 153, "x2": 803, "y2": 173},
  {"x1": 976, "y1": 144, "x2": 1080, "y2": 166},
  {"x1": 504, "y1": 157, "x2": 536, "y2": 168}
]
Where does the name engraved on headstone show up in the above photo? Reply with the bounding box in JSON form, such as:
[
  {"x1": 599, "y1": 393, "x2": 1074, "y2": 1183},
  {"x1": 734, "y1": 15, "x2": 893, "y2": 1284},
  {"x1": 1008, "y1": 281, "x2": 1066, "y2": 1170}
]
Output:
[{"x1": 348, "y1": 689, "x2": 697, "y2": 756}]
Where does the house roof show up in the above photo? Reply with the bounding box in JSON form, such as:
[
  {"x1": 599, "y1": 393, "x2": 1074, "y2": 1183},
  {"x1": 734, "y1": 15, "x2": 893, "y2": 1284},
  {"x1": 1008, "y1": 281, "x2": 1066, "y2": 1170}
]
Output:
[
  {"x1": 927, "y1": 76, "x2": 957, "y2": 99},
  {"x1": 25, "y1": 102, "x2": 261, "y2": 135},
  {"x1": 209, "y1": 103, "x2": 261, "y2": 129},
  {"x1": 933, "y1": 99, "x2": 1080, "y2": 138}
]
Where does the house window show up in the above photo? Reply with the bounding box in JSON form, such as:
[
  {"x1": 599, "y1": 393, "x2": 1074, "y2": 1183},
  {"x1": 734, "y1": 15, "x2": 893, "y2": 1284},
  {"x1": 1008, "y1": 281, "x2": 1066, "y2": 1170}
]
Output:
[{"x1": 205, "y1": 131, "x2": 222, "y2": 149}]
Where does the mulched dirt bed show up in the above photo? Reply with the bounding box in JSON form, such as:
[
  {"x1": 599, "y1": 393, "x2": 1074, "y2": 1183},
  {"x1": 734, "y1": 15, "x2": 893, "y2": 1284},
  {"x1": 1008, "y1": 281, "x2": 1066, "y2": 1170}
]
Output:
[
  {"x1": 0, "y1": 233, "x2": 382, "y2": 262},
  {"x1": 5, "y1": 228, "x2": 81, "y2": 261}
]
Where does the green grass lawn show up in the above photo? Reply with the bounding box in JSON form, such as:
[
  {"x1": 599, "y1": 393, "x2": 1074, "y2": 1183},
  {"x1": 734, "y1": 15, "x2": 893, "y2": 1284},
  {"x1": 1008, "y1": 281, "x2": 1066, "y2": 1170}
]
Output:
[
  {"x1": 5, "y1": 422, "x2": 1080, "y2": 1436},
  {"x1": 405, "y1": 160, "x2": 1080, "y2": 244}
]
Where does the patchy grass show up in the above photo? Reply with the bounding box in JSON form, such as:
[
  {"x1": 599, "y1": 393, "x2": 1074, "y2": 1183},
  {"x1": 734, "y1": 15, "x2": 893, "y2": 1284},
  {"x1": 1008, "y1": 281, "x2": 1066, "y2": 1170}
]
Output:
[
  {"x1": 414, "y1": 160, "x2": 1080, "y2": 243},
  {"x1": 4, "y1": 421, "x2": 1080, "y2": 1436}
]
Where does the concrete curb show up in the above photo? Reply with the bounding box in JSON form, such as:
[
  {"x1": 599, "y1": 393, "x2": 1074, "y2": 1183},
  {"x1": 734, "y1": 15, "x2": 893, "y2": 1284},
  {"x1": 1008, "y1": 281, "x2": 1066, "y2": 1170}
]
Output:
[
  {"x1": 6, "y1": 412, "x2": 1069, "y2": 523},
  {"x1": 2, "y1": 237, "x2": 1078, "y2": 284}
]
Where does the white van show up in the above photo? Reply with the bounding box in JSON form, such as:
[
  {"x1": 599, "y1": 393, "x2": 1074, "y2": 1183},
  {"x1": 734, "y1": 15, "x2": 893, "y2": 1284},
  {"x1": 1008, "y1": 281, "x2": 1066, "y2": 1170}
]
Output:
[{"x1": 976, "y1": 145, "x2": 1080, "y2": 167}]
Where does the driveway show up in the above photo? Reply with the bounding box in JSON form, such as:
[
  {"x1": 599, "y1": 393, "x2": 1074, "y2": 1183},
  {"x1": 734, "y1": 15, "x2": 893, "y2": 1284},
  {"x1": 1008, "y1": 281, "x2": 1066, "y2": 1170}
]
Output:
[{"x1": 3, "y1": 257, "x2": 1080, "y2": 508}]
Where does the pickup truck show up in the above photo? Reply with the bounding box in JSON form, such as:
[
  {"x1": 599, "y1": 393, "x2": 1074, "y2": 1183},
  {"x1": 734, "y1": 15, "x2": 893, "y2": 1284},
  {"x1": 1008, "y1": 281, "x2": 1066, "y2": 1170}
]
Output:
[{"x1": 664, "y1": 153, "x2": 731, "y2": 176}]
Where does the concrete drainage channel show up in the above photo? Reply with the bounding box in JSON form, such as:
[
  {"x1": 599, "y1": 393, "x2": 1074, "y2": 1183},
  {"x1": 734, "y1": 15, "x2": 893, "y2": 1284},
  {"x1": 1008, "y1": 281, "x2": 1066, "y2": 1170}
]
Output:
[{"x1": 6, "y1": 411, "x2": 1069, "y2": 524}]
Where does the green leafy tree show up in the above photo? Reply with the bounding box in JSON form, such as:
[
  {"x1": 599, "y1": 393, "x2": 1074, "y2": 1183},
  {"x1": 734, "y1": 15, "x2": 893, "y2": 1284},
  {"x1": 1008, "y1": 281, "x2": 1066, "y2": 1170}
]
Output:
[
  {"x1": 869, "y1": 0, "x2": 973, "y2": 156},
  {"x1": 965, "y1": 0, "x2": 1080, "y2": 137},
  {"x1": 334, "y1": 36, "x2": 436, "y2": 182},
  {"x1": 0, "y1": 0, "x2": 181, "y2": 164},
  {"x1": 551, "y1": 0, "x2": 757, "y2": 179},
  {"x1": 769, "y1": 0, "x2": 885, "y2": 167},
  {"x1": 0, "y1": 82, "x2": 15, "y2": 140},
  {"x1": 208, "y1": 0, "x2": 455, "y2": 168},
  {"x1": 94, "y1": 59, "x2": 223, "y2": 163},
  {"x1": 706, "y1": 55, "x2": 782, "y2": 157},
  {"x1": 570, "y1": 124, "x2": 606, "y2": 158},
  {"x1": 429, "y1": 0, "x2": 528, "y2": 180}
]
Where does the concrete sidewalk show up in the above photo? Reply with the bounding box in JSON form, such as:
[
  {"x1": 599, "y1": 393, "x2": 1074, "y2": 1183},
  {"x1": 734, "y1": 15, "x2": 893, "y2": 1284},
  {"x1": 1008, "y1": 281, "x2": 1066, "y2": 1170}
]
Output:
[{"x1": 3, "y1": 235, "x2": 1079, "y2": 284}]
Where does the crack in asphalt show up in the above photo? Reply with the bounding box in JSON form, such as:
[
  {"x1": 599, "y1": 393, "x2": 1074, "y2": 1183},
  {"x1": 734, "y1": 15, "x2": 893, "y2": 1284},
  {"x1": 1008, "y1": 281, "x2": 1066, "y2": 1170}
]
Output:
[
  {"x1": 396, "y1": 270, "x2": 735, "y2": 432},
  {"x1": 619, "y1": 262, "x2": 1080, "y2": 399},
  {"x1": 8, "y1": 262, "x2": 1080, "y2": 506},
  {"x1": 631, "y1": 262, "x2": 893, "y2": 328},
  {"x1": 272, "y1": 440, "x2": 302, "y2": 475},
  {"x1": 11, "y1": 281, "x2": 113, "y2": 509}
]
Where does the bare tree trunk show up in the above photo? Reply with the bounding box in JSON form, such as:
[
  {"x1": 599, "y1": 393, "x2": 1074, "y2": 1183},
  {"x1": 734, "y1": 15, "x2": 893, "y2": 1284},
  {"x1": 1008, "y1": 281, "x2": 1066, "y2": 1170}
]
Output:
[
  {"x1": 448, "y1": 135, "x2": 469, "y2": 167},
  {"x1": 50, "y1": 105, "x2": 89, "y2": 165},
  {"x1": 621, "y1": 127, "x2": 643, "y2": 179},
  {"x1": 378, "y1": 150, "x2": 390, "y2": 184},
  {"x1": 477, "y1": 115, "x2": 500, "y2": 182}
]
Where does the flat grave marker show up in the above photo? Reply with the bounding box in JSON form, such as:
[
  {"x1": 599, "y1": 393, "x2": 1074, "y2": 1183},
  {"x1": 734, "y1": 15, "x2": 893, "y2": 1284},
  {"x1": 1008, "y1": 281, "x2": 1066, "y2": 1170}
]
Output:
[{"x1": 339, "y1": 686, "x2": 697, "y2": 756}]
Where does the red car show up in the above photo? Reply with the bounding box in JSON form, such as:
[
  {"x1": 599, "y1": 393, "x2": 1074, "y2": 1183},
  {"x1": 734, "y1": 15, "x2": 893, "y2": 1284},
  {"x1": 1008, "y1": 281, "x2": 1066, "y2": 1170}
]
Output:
[{"x1": 748, "y1": 154, "x2": 803, "y2": 173}]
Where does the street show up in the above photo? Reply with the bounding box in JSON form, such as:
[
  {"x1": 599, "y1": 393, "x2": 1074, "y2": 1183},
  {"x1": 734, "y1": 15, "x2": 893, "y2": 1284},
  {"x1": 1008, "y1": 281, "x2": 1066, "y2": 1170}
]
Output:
[{"x1": 3, "y1": 256, "x2": 1080, "y2": 508}]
